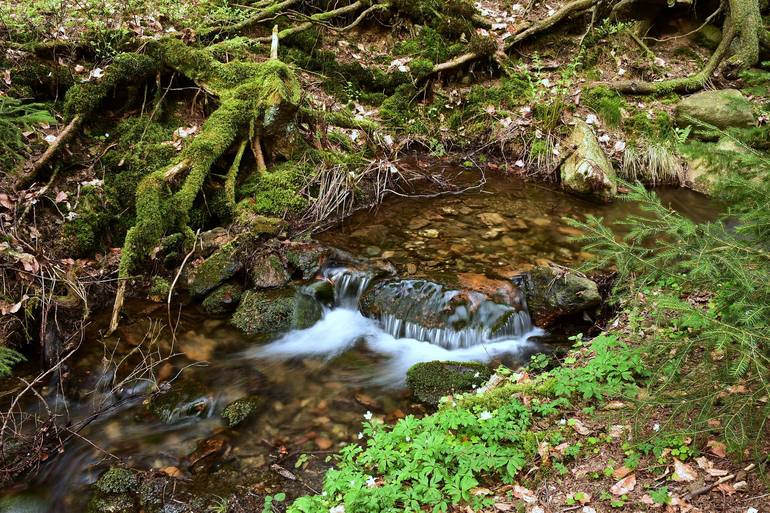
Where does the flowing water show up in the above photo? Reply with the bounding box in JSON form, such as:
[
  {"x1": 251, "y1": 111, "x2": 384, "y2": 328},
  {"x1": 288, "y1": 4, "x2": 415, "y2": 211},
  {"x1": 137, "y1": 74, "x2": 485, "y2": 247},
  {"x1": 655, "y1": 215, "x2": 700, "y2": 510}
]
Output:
[{"x1": 0, "y1": 172, "x2": 717, "y2": 512}]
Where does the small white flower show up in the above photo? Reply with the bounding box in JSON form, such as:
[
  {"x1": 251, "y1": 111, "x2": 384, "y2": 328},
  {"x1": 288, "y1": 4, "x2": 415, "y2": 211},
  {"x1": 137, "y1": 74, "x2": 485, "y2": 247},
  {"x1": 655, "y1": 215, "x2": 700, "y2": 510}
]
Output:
[
  {"x1": 558, "y1": 418, "x2": 567, "y2": 425},
  {"x1": 363, "y1": 411, "x2": 373, "y2": 420},
  {"x1": 479, "y1": 411, "x2": 493, "y2": 421},
  {"x1": 473, "y1": 371, "x2": 480, "y2": 378},
  {"x1": 405, "y1": 436, "x2": 411, "y2": 442},
  {"x1": 653, "y1": 423, "x2": 660, "y2": 432},
  {"x1": 89, "y1": 67, "x2": 104, "y2": 79},
  {"x1": 618, "y1": 67, "x2": 626, "y2": 76},
  {"x1": 65, "y1": 211, "x2": 78, "y2": 221},
  {"x1": 357, "y1": 432, "x2": 364, "y2": 439},
  {"x1": 598, "y1": 134, "x2": 610, "y2": 143},
  {"x1": 472, "y1": 384, "x2": 477, "y2": 389},
  {"x1": 366, "y1": 475, "x2": 377, "y2": 488},
  {"x1": 329, "y1": 505, "x2": 344, "y2": 513}
]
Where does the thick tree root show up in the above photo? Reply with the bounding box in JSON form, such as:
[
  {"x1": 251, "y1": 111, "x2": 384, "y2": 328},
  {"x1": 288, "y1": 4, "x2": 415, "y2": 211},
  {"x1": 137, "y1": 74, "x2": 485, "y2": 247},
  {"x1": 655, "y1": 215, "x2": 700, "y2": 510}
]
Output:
[{"x1": 599, "y1": 18, "x2": 736, "y2": 94}]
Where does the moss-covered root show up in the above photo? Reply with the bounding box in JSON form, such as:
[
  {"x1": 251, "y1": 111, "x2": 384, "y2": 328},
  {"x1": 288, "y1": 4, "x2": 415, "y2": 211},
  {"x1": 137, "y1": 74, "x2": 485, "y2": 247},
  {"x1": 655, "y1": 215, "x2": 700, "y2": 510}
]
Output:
[
  {"x1": 600, "y1": 17, "x2": 737, "y2": 94},
  {"x1": 16, "y1": 52, "x2": 159, "y2": 188},
  {"x1": 109, "y1": 50, "x2": 301, "y2": 334}
]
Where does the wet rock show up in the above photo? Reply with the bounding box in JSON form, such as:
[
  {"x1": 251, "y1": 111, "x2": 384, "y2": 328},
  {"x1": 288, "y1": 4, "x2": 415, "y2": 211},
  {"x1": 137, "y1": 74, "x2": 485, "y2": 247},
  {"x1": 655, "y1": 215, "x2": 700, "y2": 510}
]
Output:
[
  {"x1": 525, "y1": 266, "x2": 601, "y2": 326},
  {"x1": 294, "y1": 289, "x2": 324, "y2": 329},
  {"x1": 560, "y1": 120, "x2": 617, "y2": 202},
  {"x1": 285, "y1": 242, "x2": 328, "y2": 279},
  {"x1": 406, "y1": 361, "x2": 492, "y2": 405},
  {"x1": 681, "y1": 137, "x2": 743, "y2": 194},
  {"x1": 418, "y1": 228, "x2": 439, "y2": 239},
  {"x1": 231, "y1": 289, "x2": 296, "y2": 335},
  {"x1": 147, "y1": 380, "x2": 214, "y2": 424},
  {"x1": 198, "y1": 227, "x2": 232, "y2": 257},
  {"x1": 201, "y1": 283, "x2": 243, "y2": 315},
  {"x1": 675, "y1": 89, "x2": 754, "y2": 130},
  {"x1": 249, "y1": 252, "x2": 290, "y2": 288},
  {"x1": 186, "y1": 436, "x2": 230, "y2": 474},
  {"x1": 87, "y1": 468, "x2": 139, "y2": 513},
  {"x1": 365, "y1": 246, "x2": 382, "y2": 256},
  {"x1": 189, "y1": 242, "x2": 242, "y2": 298},
  {"x1": 477, "y1": 212, "x2": 506, "y2": 226},
  {"x1": 221, "y1": 396, "x2": 264, "y2": 427},
  {"x1": 0, "y1": 492, "x2": 50, "y2": 513},
  {"x1": 302, "y1": 280, "x2": 335, "y2": 306}
]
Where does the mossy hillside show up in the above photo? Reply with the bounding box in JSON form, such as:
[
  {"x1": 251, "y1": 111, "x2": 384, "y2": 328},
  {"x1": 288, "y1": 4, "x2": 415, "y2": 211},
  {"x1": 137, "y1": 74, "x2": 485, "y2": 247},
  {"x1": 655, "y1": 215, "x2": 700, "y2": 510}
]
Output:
[{"x1": 406, "y1": 361, "x2": 492, "y2": 404}]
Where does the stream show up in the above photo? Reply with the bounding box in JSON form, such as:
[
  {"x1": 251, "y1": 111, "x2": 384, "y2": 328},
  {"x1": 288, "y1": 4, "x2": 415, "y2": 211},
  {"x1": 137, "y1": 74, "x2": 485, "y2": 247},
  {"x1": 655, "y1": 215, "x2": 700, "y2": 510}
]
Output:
[{"x1": 0, "y1": 172, "x2": 717, "y2": 513}]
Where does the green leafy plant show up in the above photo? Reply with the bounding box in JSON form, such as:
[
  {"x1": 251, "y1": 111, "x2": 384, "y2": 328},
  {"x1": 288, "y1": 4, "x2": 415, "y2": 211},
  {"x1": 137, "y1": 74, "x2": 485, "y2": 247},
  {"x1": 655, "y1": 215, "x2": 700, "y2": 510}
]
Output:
[
  {"x1": 0, "y1": 346, "x2": 25, "y2": 377},
  {"x1": 0, "y1": 96, "x2": 55, "y2": 169}
]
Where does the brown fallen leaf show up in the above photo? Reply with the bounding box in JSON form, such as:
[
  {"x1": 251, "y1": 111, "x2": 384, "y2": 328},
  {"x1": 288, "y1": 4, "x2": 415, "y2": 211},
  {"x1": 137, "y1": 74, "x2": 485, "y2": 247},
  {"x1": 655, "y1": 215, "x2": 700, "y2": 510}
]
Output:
[
  {"x1": 512, "y1": 484, "x2": 537, "y2": 504},
  {"x1": 571, "y1": 418, "x2": 591, "y2": 435},
  {"x1": 695, "y1": 456, "x2": 729, "y2": 477},
  {"x1": 672, "y1": 459, "x2": 697, "y2": 482},
  {"x1": 716, "y1": 482, "x2": 736, "y2": 495},
  {"x1": 706, "y1": 440, "x2": 727, "y2": 458},
  {"x1": 610, "y1": 474, "x2": 636, "y2": 495},
  {"x1": 612, "y1": 466, "x2": 633, "y2": 480}
]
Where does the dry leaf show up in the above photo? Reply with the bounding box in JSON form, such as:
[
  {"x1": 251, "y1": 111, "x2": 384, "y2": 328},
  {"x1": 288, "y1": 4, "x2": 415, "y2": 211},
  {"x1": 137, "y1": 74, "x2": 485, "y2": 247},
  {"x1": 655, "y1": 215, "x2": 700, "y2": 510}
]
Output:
[
  {"x1": 640, "y1": 494, "x2": 655, "y2": 505},
  {"x1": 706, "y1": 440, "x2": 726, "y2": 458},
  {"x1": 610, "y1": 474, "x2": 636, "y2": 495},
  {"x1": 0, "y1": 193, "x2": 14, "y2": 209},
  {"x1": 672, "y1": 459, "x2": 697, "y2": 482},
  {"x1": 512, "y1": 485, "x2": 537, "y2": 504},
  {"x1": 612, "y1": 466, "x2": 633, "y2": 479},
  {"x1": 55, "y1": 191, "x2": 68, "y2": 203},
  {"x1": 716, "y1": 482, "x2": 736, "y2": 495},
  {"x1": 571, "y1": 418, "x2": 591, "y2": 435}
]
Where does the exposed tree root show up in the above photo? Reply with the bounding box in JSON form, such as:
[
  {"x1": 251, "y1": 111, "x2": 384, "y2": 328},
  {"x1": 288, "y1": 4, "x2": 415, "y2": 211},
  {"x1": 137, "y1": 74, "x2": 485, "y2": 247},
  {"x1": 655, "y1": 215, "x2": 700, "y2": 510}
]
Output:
[
  {"x1": 16, "y1": 115, "x2": 82, "y2": 189},
  {"x1": 253, "y1": 0, "x2": 366, "y2": 43},
  {"x1": 599, "y1": 18, "x2": 736, "y2": 94},
  {"x1": 204, "y1": 0, "x2": 300, "y2": 37}
]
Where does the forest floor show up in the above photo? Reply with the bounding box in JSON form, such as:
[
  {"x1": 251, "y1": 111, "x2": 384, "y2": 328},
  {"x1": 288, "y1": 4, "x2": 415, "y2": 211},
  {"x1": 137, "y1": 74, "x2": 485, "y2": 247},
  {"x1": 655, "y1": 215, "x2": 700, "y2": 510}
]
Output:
[{"x1": 1, "y1": 0, "x2": 769, "y2": 512}]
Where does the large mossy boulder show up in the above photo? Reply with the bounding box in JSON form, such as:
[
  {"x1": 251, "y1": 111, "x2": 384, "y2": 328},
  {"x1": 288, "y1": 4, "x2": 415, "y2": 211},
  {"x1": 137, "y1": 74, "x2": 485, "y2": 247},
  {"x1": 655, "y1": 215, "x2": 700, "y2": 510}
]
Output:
[
  {"x1": 675, "y1": 89, "x2": 754, "y2": 130},
  {"x1": 231, "y1": 286, "x2": 325, "y2": 335},
  {"x1": 525, "y1": 266, "x2": 601, "y2": 326},
  {"x1": 406, "y1": 361, "x2": 492, "y2": 405},
  {"x1": 680, "y1": 138, "x2": 743, "y2": 194},
  {"x1": 189, "y1": 242, "x2": 242, "y2": 298},
  {"x1": 560, "y1": 120, "x2": 617, "y2": 202},
  {"x1": 201, "y1": 282, "x2": 243, "y2": 315},
  {"x1": 249, "y1": 252, "x2": 290, "y2": 288}
]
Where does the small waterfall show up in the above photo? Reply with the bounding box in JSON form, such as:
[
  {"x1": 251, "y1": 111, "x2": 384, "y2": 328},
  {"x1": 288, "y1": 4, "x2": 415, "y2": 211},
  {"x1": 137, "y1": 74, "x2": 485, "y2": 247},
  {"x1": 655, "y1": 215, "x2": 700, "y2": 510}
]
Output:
[
  {"x1": 363, "y1": 279, "x2": 534, "y2": 349},
  {"x1": 322, "y1": 267, "x2": 372, "y2": 308}
]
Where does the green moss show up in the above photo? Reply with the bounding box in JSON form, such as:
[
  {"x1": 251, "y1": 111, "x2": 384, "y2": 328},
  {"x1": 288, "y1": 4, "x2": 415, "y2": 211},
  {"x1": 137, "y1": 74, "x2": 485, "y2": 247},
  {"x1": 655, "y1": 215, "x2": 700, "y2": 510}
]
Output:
[
  {"x1": 64, "y1": 52, "x2": 159, "y2": 119},
  {"x1": 95, "y1": 468, "x2": 138, "y2": 494},
  {"x1": 202, "y1": 283, "x2": 244, "y2": 315},
  {"x1": 238, "y1": 161, "x2": 311, "y2": 216},
  {"x1": 380, "y1": 84, "x2": 418, "y2": 127},
  {"x1": 231, "y1": 289, "x2": 295, "y2": 335},
  {"x1": 582, "y1": 86, "x2": 625, "y2": 127},
  {"x1": 406, "y1": 361, "x2": 492, "y2": 405},
  {"x1": 221, "y1": 396, "x2": 264, "y2": 427},
  {"x1": 189, "y1": 242, "x2": 243, "y2": 297},
  {"x1": 149, "y1": 277, "x2": 170, "y2": 299},
  {"x1": 409, "y1": 58, "x2": 435, "y2": 80}
]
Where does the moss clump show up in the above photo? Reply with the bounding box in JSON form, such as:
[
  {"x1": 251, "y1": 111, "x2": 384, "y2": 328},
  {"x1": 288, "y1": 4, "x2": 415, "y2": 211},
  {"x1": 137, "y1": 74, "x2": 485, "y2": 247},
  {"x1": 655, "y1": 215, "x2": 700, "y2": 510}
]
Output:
[
  {"x1": 408, "y1": 58, "x2": 435, "y2": 80},
  {"x1": 149, "y1": 277, "x2": 170, "y2": 300},
  {"x1": 582, "y1": 86, "x2": 626, "y2": 127},
  {"x1": 623, "y1": 110, "x2": 673, "y2": 141},
  {"x1": 64, "y1": 52, "x2": 159, "y2": 119},
  {"x1": 189, "y1": 242, "x2": 243, "y2": 297},
  {"x1": 238, "y1": 161, "x2": 311, "y2": 216},
  {"x1": 231, "y1": 289, "x2": 295, "y2": 335},
  {"x1": 221, "y1": 396, "x2": 264, "y2": 427},
  {"x1": 95, "y1": 468, "x2": 138, "y2": 494},
  {"x1": 202, "y1": 283, "x2": 244, "y2": 315},
  {"x1": 380, "y1": 84, "x2": 419, "y2": 127},
  {"x1": 406, "y1": 361, "x2": 492, "y2": 405},
  {"x1": 61, "y1": 186, "x2": 108, "y2": 256}
]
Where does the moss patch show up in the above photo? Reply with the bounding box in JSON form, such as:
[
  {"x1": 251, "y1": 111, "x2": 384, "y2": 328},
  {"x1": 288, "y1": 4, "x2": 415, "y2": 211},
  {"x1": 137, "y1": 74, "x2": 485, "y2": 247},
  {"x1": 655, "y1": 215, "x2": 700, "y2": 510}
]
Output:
[
  {"x1": 221, "y1": 396, "x2": 264, "y2": 427},
  {"x1": 406, "y1": 360, "x2": 492, "y2": 405},
  {"x1": 231, "y1": 289, "x2": 296, "y2": 335}
]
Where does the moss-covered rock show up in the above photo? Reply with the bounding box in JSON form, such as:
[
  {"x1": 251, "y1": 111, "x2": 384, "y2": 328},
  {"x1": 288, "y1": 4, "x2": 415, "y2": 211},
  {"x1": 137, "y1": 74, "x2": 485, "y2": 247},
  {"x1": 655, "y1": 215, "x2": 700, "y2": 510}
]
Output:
[
  {"x1": 87, "y1": 468, "x2": 140, "y2": 513},
  {"x1": 201, "y1": 283, "x2": 243, "y2": 315},
  {"x1": 231, "y1": 289, "x2": 296, "y2": 335},
  {"x1": 560, "y1": 120, "x2": 617, "y2": 202},
  {"x1": 675, "y1": 89, "x2": 755, "y2": 130},
  {"x1": 680, "y1": 138, "x2": 744, "y2": 194},
  {"x1": 525, "y1": 266, "x2": 600, "y2": 327},
  {"x1": 406, "y1": 361, "x2": 492, "y2": 405},
  {"x1": 249, "y1": 252, "x2": 290, "y2": 289},
  {"x1": 189, "y1": 242, "x2": 242, "y2": 297},
  {"x1": 221, "y1": 396, "x2": 264, "y2": 427}
]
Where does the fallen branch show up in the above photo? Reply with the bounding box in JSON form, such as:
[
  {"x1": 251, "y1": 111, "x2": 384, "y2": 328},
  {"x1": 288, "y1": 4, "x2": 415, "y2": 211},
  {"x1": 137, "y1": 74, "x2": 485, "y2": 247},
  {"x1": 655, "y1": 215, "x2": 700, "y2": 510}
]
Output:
[
  {"x1": 598, "y1": 17, "x2": 736, "y2": 94},
  {"x1": 16, "y1": 116, "x2": 82, "y2": 189},
  {"x1": 685, "y1": 463, "x2": 756, "y2": 501},
  {"x1": 254, "y1": 0, "x2": 365, "y2": 42},
  {"x1": 204, "y1": 0, "x2": 300, "y2": 37}
]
